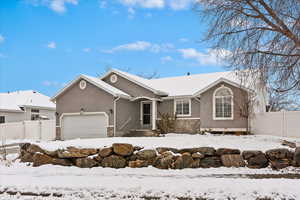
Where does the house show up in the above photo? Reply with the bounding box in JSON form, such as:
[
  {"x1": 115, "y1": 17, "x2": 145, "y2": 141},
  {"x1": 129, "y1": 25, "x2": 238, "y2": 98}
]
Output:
[
  {"x1": 52, "y1": 69, "x2": 268, "y2": 140},
  {"x1": 0, "y1": 90, "x2": 56, "y2": 123}
]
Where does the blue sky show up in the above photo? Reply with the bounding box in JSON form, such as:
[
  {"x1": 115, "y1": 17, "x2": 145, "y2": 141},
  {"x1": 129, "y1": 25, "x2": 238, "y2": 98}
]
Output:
[{"x1": 0, "y1": 0, "x2": 228, "y2": 96}]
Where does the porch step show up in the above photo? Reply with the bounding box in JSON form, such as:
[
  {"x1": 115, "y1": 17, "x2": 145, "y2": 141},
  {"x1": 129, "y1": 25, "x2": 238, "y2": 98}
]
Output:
[{"x1": 124, "y1": 129, "x2": 159, "y2": 137}]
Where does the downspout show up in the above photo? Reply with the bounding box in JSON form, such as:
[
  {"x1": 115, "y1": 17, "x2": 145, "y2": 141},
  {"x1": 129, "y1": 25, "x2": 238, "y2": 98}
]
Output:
[
  {"x1": 113, "y1": 96, "x2": 121, "y2": 137},
  {"x1": 194, "y1": 96, "x2": 201, "y2": 132}
]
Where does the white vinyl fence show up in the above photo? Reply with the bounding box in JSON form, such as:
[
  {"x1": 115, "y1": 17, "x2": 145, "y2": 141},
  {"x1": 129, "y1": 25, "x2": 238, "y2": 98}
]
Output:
[
  {"x1": 251, "y1": 111, "x2": 300, "y2": 138},
  {"x1": 0, "y1": 120, "x2": 56, "y2": 142}
]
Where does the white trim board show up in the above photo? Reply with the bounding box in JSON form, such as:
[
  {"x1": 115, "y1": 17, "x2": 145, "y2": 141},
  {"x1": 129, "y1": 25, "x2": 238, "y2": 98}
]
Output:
[{"x1": 173, "y1": 98, "x2": 192, "y2": 117}]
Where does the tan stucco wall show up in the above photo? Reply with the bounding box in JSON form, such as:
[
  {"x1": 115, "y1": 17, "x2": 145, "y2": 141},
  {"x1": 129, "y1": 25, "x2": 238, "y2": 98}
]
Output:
[
  {"x1": 55, "y1": 79, "x2": 115, "y2": 126},
  {"x1": 157, "y1": 98, "x2": 200, "y2": 119},
  {"x1": 199, "y1": 82, "x2": 248, "y2": 129},
  {"x1": 102, "y1": 73, "x2": 158, "y2": 98},
  {"x1": 115, "y1": 98, "x2": 140, "y2": 136}
]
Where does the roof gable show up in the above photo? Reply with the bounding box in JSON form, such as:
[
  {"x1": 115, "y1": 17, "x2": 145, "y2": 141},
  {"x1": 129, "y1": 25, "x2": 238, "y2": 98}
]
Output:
[
  {"x1": 101, "y1": 69, "x2": 168, "y2": 96},
  {"x1": 51, "y1": 74, "x2": 131, "y2": 101}
]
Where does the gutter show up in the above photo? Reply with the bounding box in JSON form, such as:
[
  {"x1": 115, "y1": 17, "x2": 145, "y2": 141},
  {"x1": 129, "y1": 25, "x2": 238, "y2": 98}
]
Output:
[{"x1": 113, "y1": 96, "x2": 121, "y2": 137}]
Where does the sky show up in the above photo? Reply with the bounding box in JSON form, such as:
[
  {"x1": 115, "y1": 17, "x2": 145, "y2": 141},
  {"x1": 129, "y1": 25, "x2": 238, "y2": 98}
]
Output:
[{"x1": 0, "y1": 0, "x2": 229, "y2": 97}]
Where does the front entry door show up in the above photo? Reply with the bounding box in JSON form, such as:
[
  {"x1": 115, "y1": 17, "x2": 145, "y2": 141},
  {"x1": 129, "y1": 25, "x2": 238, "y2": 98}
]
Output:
[{"x1": 142, "y1": 102, "x2": 152, "y2": 129}]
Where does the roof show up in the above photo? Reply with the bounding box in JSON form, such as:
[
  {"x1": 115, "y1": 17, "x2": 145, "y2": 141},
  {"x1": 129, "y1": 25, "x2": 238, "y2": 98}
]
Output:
[
  {"x1": 51, "y1": 74, "x2": 131, "y2": 101},
  {"x1": 101, "y1": 69, "x2": 168, "y2": 96},
  {"x1": 104, "y1": 69, "x2": 249, "y2": 97},
  {"x1": 0, "y1": 90, "x2": 56, "y2": 112}
]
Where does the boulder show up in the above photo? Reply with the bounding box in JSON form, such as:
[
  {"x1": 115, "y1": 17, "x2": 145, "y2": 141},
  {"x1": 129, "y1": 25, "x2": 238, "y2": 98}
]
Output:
[
  {"x1": 133, "y1": 146, "x2": 144, "y2": 151},
  {"x1": 293, "y1": 147, "x2": 300, "y2": 167},
  {"x1": 112, "y1": 143, "x2": 134, "y2": 156},
  {"x1": 57, "y1": 147, "x2": 98, "y2": 158},
  {"x1": 20, "y1": 151, "x2": 34, "y2": 163},
  {"x1": 44, "y1": 150, "x2": 59, "y2": 157},
  {"x1": 136, "y1": 150, "x2": 157, "y2": 160},
  {"x1": 128, "y1": 160, "x2": 148, "y2": 168},
  {"x1": 247, "y1": 154, "x2": 269, "y2": 169},
  {"x1": 75, "y1": 158, "x2": 98, "y2": 168},
  {"x1": 197, "y1": 147, "x2": 216, "y2": 156},
  {"x1": 154, "y1": 155, "x2": 174, "y2": 169},
  {"x1": 26, "y1": 144, "x2": 45, "y2": 154},
  {"x1": 99, "y1": 147, "x2": 113, "y2": 157},
  {"x1": 101, "y1": 155, "x2": 127, "y2": 168},
  {"x1": 178, "y1": 148, "x2": 201, "y2": 154},
  {"x1": 156, "y1": 147, "x2": 179, "y2": 154},
  {"x1": 270, "y1": 159, "x2": 291, "y2": 170},
  {"x1": 93, "y1": 155, "x2": 103, "y2": 163},
  {"x1": 173, "y1": 153, "x2": 194, "y2": 169},
  {"x1": 266, "y1": 148, "x2": 293, "y2": 160},
  {"x1": 199, "y1": 156, "x2": 222, "y2": 168},
  {"x1": 19, "y1": 143, "x2": 31, "y2": 151},
  {"x1": 242, "y1": 151, "x2": 263, "y2": 160},
  {"x1": 33, "y1": 153, "x2": 72, "y2": 167},
  {"x1": 281, "y1": 140, "x2": 297, "y2": 149},
  {"x1": 216, "y1": 148, "x2": 240, "y2": 156},
  {"x1": 192, "y1": 152, "x2": 204, "y2": 159},
  {"x1": 221, "y1": 154, "x2": 246, "y2": 167}
]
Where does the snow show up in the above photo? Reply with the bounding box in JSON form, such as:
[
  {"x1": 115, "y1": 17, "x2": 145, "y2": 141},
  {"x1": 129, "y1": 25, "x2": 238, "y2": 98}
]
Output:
[
  {"x1": 2, "y1": 134, "x2": 300, "y2": 199},
  {"x1": 106, "y1": 68, "x2": 244, "y2": 97},
  {"x1": 29, "y1": 133, "x2": 300, "y2": 152},
  {"x1": 0, "y1": 162, "x2": 300, "y2": 200},
  {"x1": 0, "y1": 90, "x2": 55, "y2": 112}
]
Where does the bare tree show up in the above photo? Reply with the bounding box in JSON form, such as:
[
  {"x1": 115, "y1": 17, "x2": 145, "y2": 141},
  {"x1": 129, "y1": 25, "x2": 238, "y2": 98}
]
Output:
[
  {"x1": 195, "y1": 0, "x2": 300, "y2": 94},
  {"x1": 268, "y1": 89, "x2": 300, "y2": 111},
  {"x1": 136, "y1": 71, "x2": 160, "y2": 79}
]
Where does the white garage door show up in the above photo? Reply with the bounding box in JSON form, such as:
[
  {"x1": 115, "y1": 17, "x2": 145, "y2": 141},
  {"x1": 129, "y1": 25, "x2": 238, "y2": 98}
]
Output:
[{"x1": 62, "y1": 113, "x2": 108, "y2": 140}]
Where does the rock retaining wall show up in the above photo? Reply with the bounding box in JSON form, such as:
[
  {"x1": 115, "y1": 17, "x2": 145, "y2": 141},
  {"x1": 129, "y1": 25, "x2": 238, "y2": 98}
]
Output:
[{"x1": 19, "y1": 143, "x2": 300, "y2": 170}]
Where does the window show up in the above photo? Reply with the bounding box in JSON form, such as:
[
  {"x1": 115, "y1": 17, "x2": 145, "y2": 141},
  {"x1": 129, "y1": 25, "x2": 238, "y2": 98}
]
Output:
[
  {"x1": 213, "y1": 86, "x2": 233, "y2": 120},
  {"x1": 0, "y1": 116, "x2": 5, "y2": 124},
  {"x1": 31, "y1": 109, "x2": 40, "y2": 120},
  {"x1": 175, "y1": 99, "x2": 191, "y2": 116}
]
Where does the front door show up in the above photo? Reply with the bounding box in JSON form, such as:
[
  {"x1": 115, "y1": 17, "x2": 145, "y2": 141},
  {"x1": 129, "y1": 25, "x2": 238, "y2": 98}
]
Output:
[{"x1": 142, "y1": 102, "x2": 151, "y2": 129}]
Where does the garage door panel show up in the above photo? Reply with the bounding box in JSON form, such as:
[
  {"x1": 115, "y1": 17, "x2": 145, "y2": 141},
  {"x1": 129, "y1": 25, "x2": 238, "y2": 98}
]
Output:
[{"x1": 62, "y1": 114, "x2": 108, "y2": 140}]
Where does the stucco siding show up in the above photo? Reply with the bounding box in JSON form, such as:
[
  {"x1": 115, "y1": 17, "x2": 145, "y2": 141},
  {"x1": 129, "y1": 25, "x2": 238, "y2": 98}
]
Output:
[
  {"x1": 199, "y1": 82, "x2": 248, "y2": 129},
  {"x1": 55, "y1": 79, "x2": 114, "y2": 126},
  {"x1": 115, "y1": 98, "x2": 140, "y2": 136},
  {"x1": 103, "y1": 73, "x2": 158, "y2": 98},
  {"x1": 157, "y1": 98, "x2": 200, "y2": 119}
]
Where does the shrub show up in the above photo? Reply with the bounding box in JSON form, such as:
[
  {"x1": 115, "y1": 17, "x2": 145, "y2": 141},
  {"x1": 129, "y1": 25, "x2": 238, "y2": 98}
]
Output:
[{"x1": 157, "y1": 112, "x2": 177, "y2": 134}]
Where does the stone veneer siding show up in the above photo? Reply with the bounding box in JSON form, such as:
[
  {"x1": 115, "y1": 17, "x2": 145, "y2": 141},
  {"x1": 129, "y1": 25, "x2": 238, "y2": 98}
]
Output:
[
  {"x1": 107, "y1": 127, "x2": 114, "y2": 137},
  {"x1": 172, "y1": 119, "x2": 201, "y2": 134}
]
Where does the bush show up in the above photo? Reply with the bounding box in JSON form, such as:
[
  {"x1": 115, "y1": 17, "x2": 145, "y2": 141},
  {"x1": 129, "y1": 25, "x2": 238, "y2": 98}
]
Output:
[{"x1": 157, "y1": 112, "x2": 177, "y2": 134}]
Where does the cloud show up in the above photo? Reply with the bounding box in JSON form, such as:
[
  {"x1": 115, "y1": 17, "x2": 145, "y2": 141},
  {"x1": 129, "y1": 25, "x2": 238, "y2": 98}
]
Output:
[
  {"x1": 178, "y1": 48, "x2": 231, "y2": 66},
  {"x1": 161, "y1": 56, "x2": 173, "y2": 63},
  {"x1": 102, "y1": 41, "x2": 174, "y2": 53},
  {"x1": 83, "y1": 48, "x2": 91, "y2": 52},
  {"x1": 0, "y1": 35, "x2": 5, "y2": 43},
  {"x1": 128, "y1": 7, "x2": 135, "y2": 18},
  {"x1": 99, "y1": 0, "x2": 107, "y2": 8},
  {"x1": 26, "y1": 0, "x2": 78, "y2": 13},
  {"x1": 119, "y1": 0, "x2": 165, "y2": 9},
  {"x1": 118, "y1": 0, "x2": 197, "y2": 10},
  {"x1": 179, "y1": 38, "x2": 189, "y2": 43},
  {"x1": 47, "y1": 41, "x2": 56, "y2": 48},
  {"x1": 43, "y1": 81, "x2": 65, "y2": 87}
]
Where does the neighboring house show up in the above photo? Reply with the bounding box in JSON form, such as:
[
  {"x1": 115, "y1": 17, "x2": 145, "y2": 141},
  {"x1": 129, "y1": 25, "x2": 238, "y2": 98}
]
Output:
[
  {"x1": 0, "y1": 90, "x2": 56, "y2": 123},
  {"x1": 52, "y1": 69, "x2": 268, "y2": 140}
]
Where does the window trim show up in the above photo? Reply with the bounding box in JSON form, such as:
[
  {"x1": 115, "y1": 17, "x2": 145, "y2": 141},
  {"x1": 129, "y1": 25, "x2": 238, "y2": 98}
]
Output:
[
  {"x1": 213, "y1": 85, "x2": 234, "y2": 120},
  {"x1": 174, "y1": 98, "x2": 192, "y2": 117}
]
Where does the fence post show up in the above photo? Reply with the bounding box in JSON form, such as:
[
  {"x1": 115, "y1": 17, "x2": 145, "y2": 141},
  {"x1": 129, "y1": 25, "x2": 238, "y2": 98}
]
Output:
[{"x1": 23, "y1": 121, "x2": 26, "y2": 139}]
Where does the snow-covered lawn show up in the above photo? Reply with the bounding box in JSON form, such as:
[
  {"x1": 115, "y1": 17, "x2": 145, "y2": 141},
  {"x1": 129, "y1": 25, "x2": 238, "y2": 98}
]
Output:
[
  {"x1": 1, "y1": 134, "x2": 300, "y2": 200},
  {"x1": 25, "y1": 133, "x2": 300, "y2": 152},
  {"x1": 0, "y1": 158, "x2": 300, "y2": 200}
]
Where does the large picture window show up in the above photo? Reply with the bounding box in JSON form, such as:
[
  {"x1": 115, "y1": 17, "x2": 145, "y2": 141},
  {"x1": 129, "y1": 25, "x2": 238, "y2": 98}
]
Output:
[
  {"x1": 175, "y1": 99, "x2": 191, "y2": 116},
  {"x1": 213, "y1": 86, "x2": 233, "y2": 120}
]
